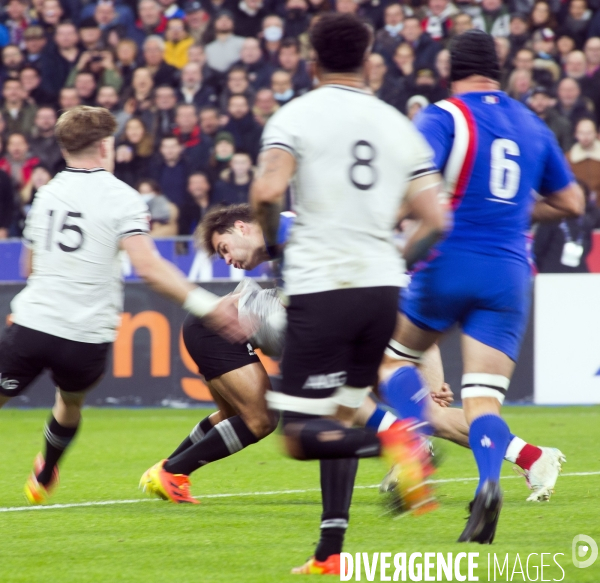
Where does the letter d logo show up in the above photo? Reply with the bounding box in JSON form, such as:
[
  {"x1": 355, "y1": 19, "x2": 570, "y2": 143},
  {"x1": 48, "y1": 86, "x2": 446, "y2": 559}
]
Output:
[{"x1": 572, "y1": 535, "x2": 598, "y2": 569}]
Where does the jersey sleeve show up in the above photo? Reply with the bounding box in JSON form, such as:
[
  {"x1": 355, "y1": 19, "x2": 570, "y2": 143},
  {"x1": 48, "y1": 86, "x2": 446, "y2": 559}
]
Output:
[
  {"x1": 538, "y1": 124, "x2": 575, "y2": 196},
  {"x1": 116, "y1": 187, "x2": 151, "y2": 239},
  {"x1": 261, "y1": 105, "x2": 300, "y2": 158},
  {"x1": 413, "y1": 104, "x2": 454, "y2": 172}
]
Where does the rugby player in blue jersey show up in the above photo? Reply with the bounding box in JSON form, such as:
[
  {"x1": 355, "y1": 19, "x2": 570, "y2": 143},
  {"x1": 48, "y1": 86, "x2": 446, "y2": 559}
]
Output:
[{"x1": 378, "y1": 30, "x2": 584, "y2": 544}]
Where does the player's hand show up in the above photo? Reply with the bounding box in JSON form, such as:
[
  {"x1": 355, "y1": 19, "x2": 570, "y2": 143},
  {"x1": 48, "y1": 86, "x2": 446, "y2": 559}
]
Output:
[
  {"x1": 430, "y1": 382, "x2": 454, "y2": 407},
  {"x1": 203, "y1": 294, "x2": 254, "y2": 343}
]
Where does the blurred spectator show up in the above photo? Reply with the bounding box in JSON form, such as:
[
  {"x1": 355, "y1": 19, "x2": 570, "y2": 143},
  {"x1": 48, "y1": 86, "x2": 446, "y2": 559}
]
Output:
[
  {"x1": 452, "y1": 12, "x2": 474, "y2": 36},
  {"x1": 149, "y1": 134, "x2": 192, "y2": 207},
  {"x1": 233, "y1": 0, "x2": 267, "y2": 38},
  {"x1": 38, "y1": 0, "x2": 64, "y2": 36},
  {"x1": 219, "y1": 64, "x2": 255, "y2": 110},
  {"x1": 582, "y1": 37, "x2": 600, "y2": 116},
  {"x1": 529, "y1": 1, "x2": 556, "y2": 33},
  {"x1": 180, "y1": 170, "x2": 212, "y2": 234},
  {"x1": 366, "y1": 53, "x2": 404, "y2": 110},
  {"x1": 0, "y1": 132, "x2": 40, "y2": 190},
  {"x1": 207, "y1": 130, "x2": 234, "y2": 183},
  {"x1": 284, "y1": 0, "x2": 310, "y2": 38},
  {"x1": 2, "y1": 44, "x2": 25, "y2": 83},
  {"x1": 20, "y1": 65, "x2": 54, "y2": 106},
  {"x1": 261, "y1": 15, "x2": 284, "y2": 64},
  {"x1": 177, "y1": 61, "x2": 217, "y2": 107},
  {"x1": 253, "y1": 87, "x2": 278, "y2": 125},
  {"x1": 422, "y1": 0, "x2": 459, "y2": 43},
  {"x1": 96, "y1": 85, "x2": 129, "y2": 133},
  {"x1": 185, "y1": 1, "x2": 210, "y2": 43},
  {"x1": 79, "y1": 18, "x2": 103, "y2": 51},
  {"x1": 534, "y1": 181, "x2": 595, "y2": 273},
  {"x1": 29, "y1": 107, "x2": 64, "y2": 174},
  {"x1": 270, "y1": 69, "x2": 294, "y2": 105},
  {"x1": 237, "y1": 37, "x2": 273, "y2": 89},
  {"x1": 19, "y1": 163, "x2": 51, "y2": 212},
  {"x1": 2, "y1": 79, "x2": 36, "y2": 135},
  {"x1": 406, "y1": 94, "x2": 429, "y2": 120},
  {"x1": 567, "y1": 118, "x2": 600, "y2": 198},
  {"x1": 199, "y1": 105, "x2": 222, "y2": 139},
  {"x1": 173, "y1": 102, "x2": 211, "y2": 168},
  {"x1": 0, "y1": 168, "x2": 14, "y2": 239},
  {"x1": 71, "y1": 71, "x2": 98, "y2": 105},
  {"x1": 143, "y1": 35, "x2": 178, "y2": 86},
  {"x1": 205, "y1": 10, "x2": 245, "y2": 72},
  {"x1": 22, "y1": 25, "x2": 47, "y2": 64},
  {"x1": 58, "y1": 86, "x2": 81, "y2": 110},
  {"x1": 388, "y1": 42, "x2": 415, "y2": 81},
  {"x1": 278, "y1": 37, "x2": 311, "y2": 94},
  {"x1": 556, "y1": 77, "x2": 594, "y2": 126},
  {"x1": 3, "y1": 0, "x2": 29, "y2": 50},
  {"x1": 136, "y1": 178, "x2": 180, "y2": 236},
  {"x1": 558, "y1": 0, "x2": 590, "y2": 49},
  {"x1": 495, "y1": 36, "x2": 511, "y2": 84},
  {"x1": 408, "y1": 67, "x2": 448, "y2": 104},
  {"x1": 532, "y1": 28, "x2": 556, "y2": 61},
  {"x1": 115, "y1": 117, "x2": 154, "y2": 185},
  {"x1": 434, "y1": 47, "x2": 450, "y2": 91},
  {"x1": 507, "y1": 68, "x2": 534, "y2": 102},
  {"x1": 556, "y1": 33, "x2": 577, "y2": 65},
  {"x1": 529, "y1": 86, "x2": 573, "y2": 150},
  {"x1": 66, "y1": 48, "x2": 123, "y2": 92},
  {"x1": 39, "y1": 22, "x2": 80, "y2": 99},
  {"x1": 223, "y1": 93, "x2": 262, "y2": 160},
  {"x1": 565, "y1": 49, "x2": 587, "y2": 80},
  {"x1": 507, "y1": 13, "x2": 529, "y2": 58},
  {"x1": 473, "y1": 0, "x2": 510, "y2": 37},
  {"x1": 212, "y1": 151, "x2": 253, "y2": 205},
  {"x1": 129, "y1": 0, "x2": 168, "y2": 48},
  {"x1": 124, "y1": 66, "x2": 154, "y2": 117},
  {"x1": 115, "y1": 38, "x2": 139, "y2": 89},
  {"x1": 164, "y1": 17, "x2": 194, "y2": 68},
  {"x1": 152, "y1": 84, "x2": 177, "y2": 139},
  {"x1": 400, "y1": 17, "x2": 439, "y2": 70},
  {"x1": 373, "y1": 3, "x2": 404, "y2": 64}
]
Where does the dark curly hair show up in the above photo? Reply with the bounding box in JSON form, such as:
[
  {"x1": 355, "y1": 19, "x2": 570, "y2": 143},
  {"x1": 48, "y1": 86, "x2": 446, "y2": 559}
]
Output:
[{"x1": 310, "y1": 13, "x2": 371, "y2": 74}]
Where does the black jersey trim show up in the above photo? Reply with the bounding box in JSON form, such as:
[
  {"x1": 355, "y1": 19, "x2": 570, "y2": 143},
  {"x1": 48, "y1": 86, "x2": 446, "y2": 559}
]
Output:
[
  {"x1": 262, "y1": 142, "x2": 297, "y2": 156},
  {"x1": 120, "y1": 229, "x2": 149, "y2": 237},
  {"x1": 462, "y1": 383, "x2": 507, "y2": 395},
  {"x1": 65, "y1": 167, "x2": 106, "y2": 173},
  {"x1": 409, "y1": 167, "x2": 438, "y2": 179}
]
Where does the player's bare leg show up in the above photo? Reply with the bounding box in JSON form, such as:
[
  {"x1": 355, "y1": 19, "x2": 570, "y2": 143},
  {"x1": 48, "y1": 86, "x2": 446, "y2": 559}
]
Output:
[{"x1": 142, "y1": 362, "x2": 277, "y2": 503}]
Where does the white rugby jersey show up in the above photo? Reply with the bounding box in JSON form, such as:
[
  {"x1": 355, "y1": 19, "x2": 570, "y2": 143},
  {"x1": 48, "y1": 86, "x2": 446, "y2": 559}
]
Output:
[
  {"x1": 11, "y1": 168, "x2": 150, "y2": 343},
  {"x1": 261, "y1": 84, "x2": 437, "y2": 296}
]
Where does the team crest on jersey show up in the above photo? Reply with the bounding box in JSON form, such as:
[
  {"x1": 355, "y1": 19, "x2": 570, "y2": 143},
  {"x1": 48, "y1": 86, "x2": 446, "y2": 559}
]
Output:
[
  {"x1": 0, "y1": 374, "x2": 19, "y2": 392},
  {"x1": 482, "y1": 95, "x2": 499, "y2": 104},
  {"x1": 302, "y1": 372, "x2": 347, "y2": 390}
]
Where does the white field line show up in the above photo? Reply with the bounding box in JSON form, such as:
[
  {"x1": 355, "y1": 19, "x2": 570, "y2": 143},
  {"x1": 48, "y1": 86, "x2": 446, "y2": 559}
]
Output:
[{"x1": 0, "y1": 471, "x2": 598, "y2": 514}]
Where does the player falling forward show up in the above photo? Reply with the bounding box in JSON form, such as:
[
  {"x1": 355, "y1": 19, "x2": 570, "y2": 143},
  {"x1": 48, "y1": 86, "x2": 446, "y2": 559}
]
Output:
[
  {"x1": 0, "y1": 106, "x2": 246, "y2": 505},
  {"x1": 378, "y1": 30, "x2": 583, "y2": 543},
  {"x1": 141, "y1": 203, "x2": 566, "y2": 509}
]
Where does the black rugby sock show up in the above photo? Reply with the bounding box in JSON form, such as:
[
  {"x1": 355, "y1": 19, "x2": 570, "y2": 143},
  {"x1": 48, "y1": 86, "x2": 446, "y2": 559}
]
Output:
[
  {"x1": 296, "y1": 419, "x2": 381, "y2": 460},
  {"x1": 164, "y1": 416, "x2": 258, "y2": 475},
  {"x1": 37, "y1": 415, "x2": 79, "y2": 486},
  {"x1": 314, "y1": 458, "x2": 358, "y2": 561},
  {"x1": 168, "y1": 416, "x2": 214, "y2": 458}
]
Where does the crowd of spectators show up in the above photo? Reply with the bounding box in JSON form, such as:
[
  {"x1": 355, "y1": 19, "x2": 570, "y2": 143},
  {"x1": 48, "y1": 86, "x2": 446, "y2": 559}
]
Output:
[{"x1": 1, "y1": 0, "x2": 600, "y2": 251}]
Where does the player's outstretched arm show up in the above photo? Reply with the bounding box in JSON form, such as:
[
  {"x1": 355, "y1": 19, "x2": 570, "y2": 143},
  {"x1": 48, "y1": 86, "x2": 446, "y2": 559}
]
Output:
[
  {"x1": 401, "y1": 173, "x2": 446, "y2": 270},
  {"x1": 250, "y1": 148, "x2": 296, "y2": 250},
  {"x1": 531, "y1": 183, "x2": 585, "y2": 223},
  {"x1": 121, "y1": 234, "x2": 250, "y2": 343}
]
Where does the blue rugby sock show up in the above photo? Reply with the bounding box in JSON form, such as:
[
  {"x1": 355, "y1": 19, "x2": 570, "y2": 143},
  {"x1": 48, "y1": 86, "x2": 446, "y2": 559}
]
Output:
[
  {"x1": 469, "y1": 415, "x2": 511, "y2": 496},
  {"x1": 379, "y1": 366, "x2": 432, "y2": 435},
  {"x1": 365, "y1": 405, "x2": 399, "y2": 433}
]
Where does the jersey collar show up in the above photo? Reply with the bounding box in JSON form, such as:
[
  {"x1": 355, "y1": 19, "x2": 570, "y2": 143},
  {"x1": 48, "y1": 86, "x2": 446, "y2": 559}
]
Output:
[
  {"x1": 324, "y1": 84, "x2": 371, "y2": 95},
  {"x1": 65, "y1": 167, "x2": 106, "y2": 173}
]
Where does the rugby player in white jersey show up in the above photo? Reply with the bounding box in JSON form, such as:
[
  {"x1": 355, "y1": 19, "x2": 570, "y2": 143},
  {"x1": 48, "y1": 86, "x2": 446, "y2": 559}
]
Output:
[
  {"x1": 0, "y1": 106, "x2": 246, "y2": 505},
  {"x1": 251, "y1": 14, "x2": 446, "y2": 575}
]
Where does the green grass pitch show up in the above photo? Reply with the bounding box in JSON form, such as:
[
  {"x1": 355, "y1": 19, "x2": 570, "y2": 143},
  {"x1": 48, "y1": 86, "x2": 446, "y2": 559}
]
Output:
[{"x1": 1, "y1": 406, "x2": 599, "y2": 583}]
